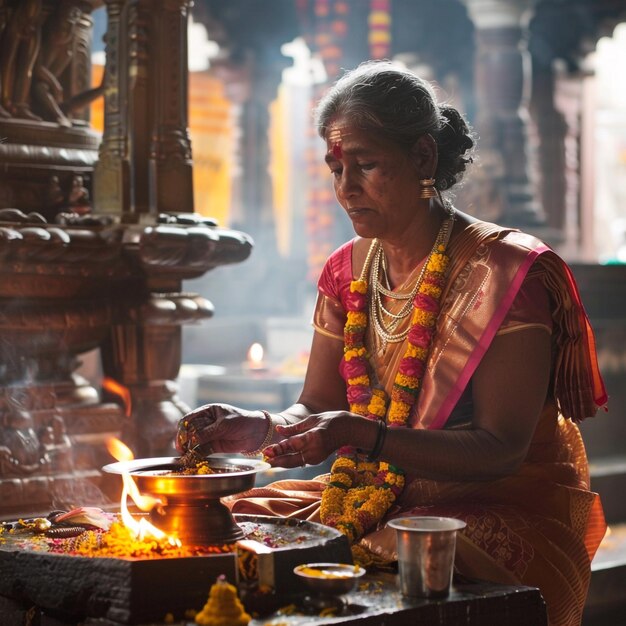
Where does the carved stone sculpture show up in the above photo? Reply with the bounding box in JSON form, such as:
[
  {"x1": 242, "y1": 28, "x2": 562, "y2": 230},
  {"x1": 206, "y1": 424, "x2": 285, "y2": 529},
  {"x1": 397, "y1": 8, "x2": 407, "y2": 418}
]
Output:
[
  {"x1": 0, "y1": 0, "x2": 45, "y2": 121},
  {"x1": 32, "y1": 0, "x2": 85, "y2": 126}
]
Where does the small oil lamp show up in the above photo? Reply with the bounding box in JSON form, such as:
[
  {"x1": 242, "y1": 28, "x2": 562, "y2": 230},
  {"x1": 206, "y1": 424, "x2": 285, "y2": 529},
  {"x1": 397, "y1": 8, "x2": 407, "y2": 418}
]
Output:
[{"x1": 244, "y1": 342, "x2": 267, "y2": 372}]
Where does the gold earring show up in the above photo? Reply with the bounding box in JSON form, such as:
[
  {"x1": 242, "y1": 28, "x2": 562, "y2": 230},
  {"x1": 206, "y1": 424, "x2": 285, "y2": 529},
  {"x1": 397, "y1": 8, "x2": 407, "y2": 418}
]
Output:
[{"x1": 419, "y1": 178, "x2": 437, "y2": 199}]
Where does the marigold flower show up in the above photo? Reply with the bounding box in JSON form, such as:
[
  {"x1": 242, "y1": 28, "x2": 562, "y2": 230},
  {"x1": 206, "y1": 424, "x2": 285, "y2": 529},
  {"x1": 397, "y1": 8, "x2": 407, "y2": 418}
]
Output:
[
  {"x1": 344, "y1": 347, "x2": 367, "y2": 360},
  {"x1": 350, "y1": 280, "x2": 368, "y2": 294},
  {"x1": 368, "y1": 395, "x2": 387, "y2": 416},
  {"x1": 395, "y1": 373, "x2": 419, "y2": 389},
  {"x1": 388, "y1": 401, "x2": 411, "y2": 422},
  {"x1": 358, "y1": 461, "x2": 379, "y2": 474},
  {"x1": 329, "y1": 473, "x2": 352, "y2": 488},
  {"x1": 333, "y1": 457, "x2": 357, "y2": 470},
  {"x1": 404, "y1": 344, "x2": 428, "y2": 360},
  {"x1": 350, "y1": 403, "x2": 369, "y2": 416},
  {"x1": 413, "y1": 309, "x2": 437, "y2": 327},
  {"x1": 427, "y1": 252, "x2": 450, "y2": 273},
  {"x1": 420, "y1": 283, "x2": 442, "y2": 298},
  {"x1": 347, "y1": 311, "x2": 367, "y2": 326},
  {"x1": 346, "y1": 375, "x2": 368, "y2": 387}
]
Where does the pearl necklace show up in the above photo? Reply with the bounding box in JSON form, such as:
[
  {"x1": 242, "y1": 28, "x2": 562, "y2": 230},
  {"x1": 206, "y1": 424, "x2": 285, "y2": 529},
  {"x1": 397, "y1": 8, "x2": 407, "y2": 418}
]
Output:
[{"x1": 369, "y1": 207, "x2": 455, "y2": 348}]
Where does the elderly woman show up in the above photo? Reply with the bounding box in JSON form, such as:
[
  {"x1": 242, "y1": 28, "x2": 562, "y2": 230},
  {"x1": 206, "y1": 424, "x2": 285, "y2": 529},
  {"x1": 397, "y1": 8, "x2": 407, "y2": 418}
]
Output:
[{"x1": 177, "y1": 61, "x2": 607, "y2": 626}]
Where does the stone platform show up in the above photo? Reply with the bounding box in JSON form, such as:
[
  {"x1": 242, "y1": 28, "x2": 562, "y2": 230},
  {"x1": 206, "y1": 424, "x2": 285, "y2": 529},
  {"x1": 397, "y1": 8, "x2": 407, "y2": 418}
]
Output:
[
  {"x1": 0, "y1": 572, "x2": 548, "y2": 626},
  {"x1": 0, "y1": 515, "x2": 351, "y2": 625}
]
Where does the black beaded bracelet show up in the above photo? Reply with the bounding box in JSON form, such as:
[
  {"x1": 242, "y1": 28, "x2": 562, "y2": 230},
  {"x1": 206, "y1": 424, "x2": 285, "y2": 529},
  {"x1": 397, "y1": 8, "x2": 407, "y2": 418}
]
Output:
[{"x1": 367, "y1": 419, "x2": 387, "y2": 462}]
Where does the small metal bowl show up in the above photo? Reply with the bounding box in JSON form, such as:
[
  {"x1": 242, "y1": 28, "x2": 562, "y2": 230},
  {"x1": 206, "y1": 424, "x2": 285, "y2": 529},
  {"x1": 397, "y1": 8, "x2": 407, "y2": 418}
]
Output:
[{"x1": 294, "y1": 562, "x2": 366, "y2": 596}]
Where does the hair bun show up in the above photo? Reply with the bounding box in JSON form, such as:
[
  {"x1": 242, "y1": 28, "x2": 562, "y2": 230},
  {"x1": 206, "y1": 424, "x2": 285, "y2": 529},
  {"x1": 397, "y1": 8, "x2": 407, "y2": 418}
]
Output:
[{"x1": 435, "y1": 105, "x2": 475, "y2": 191}]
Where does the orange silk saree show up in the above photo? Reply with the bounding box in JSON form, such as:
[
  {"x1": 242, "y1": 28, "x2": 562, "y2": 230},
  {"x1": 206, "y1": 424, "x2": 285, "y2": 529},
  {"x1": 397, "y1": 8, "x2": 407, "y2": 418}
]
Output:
[{"x1": 229, "y1": 221, "x2": 608, "y2": 626}]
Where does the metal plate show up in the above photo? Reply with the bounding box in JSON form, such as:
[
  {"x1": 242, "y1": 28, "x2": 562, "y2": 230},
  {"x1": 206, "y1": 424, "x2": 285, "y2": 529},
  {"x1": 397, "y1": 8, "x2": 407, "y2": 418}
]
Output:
[{"x1": 102, "y1": 456, "x2": 271, "y2": 498}]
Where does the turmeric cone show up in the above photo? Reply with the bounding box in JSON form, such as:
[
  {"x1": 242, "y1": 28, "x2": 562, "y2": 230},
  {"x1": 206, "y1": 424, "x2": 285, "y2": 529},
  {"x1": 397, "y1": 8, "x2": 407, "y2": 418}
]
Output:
[{"x1": 195, "y1": 575, "x2": 251, "y2": 626}]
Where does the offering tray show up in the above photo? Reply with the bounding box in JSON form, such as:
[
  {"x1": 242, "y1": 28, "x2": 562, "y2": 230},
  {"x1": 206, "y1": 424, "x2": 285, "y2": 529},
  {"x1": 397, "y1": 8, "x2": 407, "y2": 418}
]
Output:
[
  {"x1": 0, "y1": 514, "x2": 352, "y2": 625},
  {"x1": 103, "y1": 456, "x2": 271, "y2": 544}
]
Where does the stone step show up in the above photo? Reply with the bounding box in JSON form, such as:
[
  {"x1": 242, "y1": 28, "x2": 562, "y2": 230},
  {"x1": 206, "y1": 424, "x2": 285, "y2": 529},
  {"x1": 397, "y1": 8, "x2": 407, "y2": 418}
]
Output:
[
  {"x1": 589, "y1": 455, "x2": 626, "y2": 525},
  {"x1": 585, "y1": 522, "x2": 626, "y2": 625}
]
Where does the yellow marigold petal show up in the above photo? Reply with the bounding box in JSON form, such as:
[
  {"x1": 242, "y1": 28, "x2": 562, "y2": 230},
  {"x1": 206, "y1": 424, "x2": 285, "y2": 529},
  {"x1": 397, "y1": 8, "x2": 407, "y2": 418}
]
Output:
[
  {"x1": 347, "y1": 311, "x2": 367, "y2": 326},
  {"x1": 333, "y1": 457, "x2": 356, "y2": 469},
  {"x1": 332, "y1": 473, "x2": 353, "y2": 487},
  {"x1": 357, "y1": 461, "x2": 379, "y2": 474},
  {"x1": 370, "y1": 396, "x2": 386, "y2": 408},
  {"x1": 405, "y1": 344, "x2": 428, "y2": 360},
  {"x1": 350, "y1": 280, "x2": 368, "y2": 294},
  {"x1": 350, "y1": 403, "x2": 369, "y2": 415},
  {"x1": 344, "y1": 347, "x2": 367, "y2": 360},
  {"x1": 420, "y1": 283, "x2": 442, "y2": 298},
  {"x1": 395, "y1": 373, "x2": 419, "y2": 388},
  {"x1": 413, "y1": 310, "x2": 437, "y2": 327},
  {"x1": 368, "y1": 397, "x2": 387, "y2": 417},
  {"x1": 388, "y1": 401, "x2": 410, "y2": 420},
  {"x1": 348, "y1": 375, "x2": 370, "y2": 386},
  {"x1": 427, "y1": 252, "x2": 450, "y2": 273}
]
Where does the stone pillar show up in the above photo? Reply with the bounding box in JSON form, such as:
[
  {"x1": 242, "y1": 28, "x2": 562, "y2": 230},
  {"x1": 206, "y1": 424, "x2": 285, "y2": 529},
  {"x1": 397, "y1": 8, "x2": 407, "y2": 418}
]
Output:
[
  {"x1": 147, "y1": 0, "x2": 194, "y2": 217},
  {"x1": 93, "y1": 0, "x2": 131, "y2": 217},
  {"x1": 238, "y1": 63, "x2": 282, "y2": 249},
  {"x1": 94, "y1": 0, "x2": 194, "y2": 221},
  {"x1": 463, "y1": 0, "x2": 544, "y2": 226},
  {"x1": 101, "y1": 294, "x2": 207, "y2": 458},
  {"x1": 530, "y1": 65, "x2": 566, "y2": 232},
  {"x1": 126, "y1": 0, "x2": 151, "y2": 216}
]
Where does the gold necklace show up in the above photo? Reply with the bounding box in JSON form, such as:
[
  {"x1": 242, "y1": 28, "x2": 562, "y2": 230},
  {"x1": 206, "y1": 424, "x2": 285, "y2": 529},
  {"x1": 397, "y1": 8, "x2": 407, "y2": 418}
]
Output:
[{"x1": 368, "y1": 207, "x2": 455, "y2": 348}]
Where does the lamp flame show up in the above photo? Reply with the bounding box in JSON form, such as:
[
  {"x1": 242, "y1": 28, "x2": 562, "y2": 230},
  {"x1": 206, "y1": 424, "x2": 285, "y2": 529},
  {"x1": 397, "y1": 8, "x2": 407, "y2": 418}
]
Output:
[
  {"x1": 106, "y1": 438, "x2": 181, "y2": 547},
  {"x1": 103, "y1": 377, "x2": 132, "y2": 417},
  {"x1": 247, "y1": 342, "x2": 264, "y2": 368}
]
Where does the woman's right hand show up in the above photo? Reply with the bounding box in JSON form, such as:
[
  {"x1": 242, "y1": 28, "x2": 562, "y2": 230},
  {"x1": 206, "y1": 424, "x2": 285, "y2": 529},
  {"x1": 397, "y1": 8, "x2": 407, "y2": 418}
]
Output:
[{"x1": 175, "y1": 403, "x2": 270, "y2": 456}]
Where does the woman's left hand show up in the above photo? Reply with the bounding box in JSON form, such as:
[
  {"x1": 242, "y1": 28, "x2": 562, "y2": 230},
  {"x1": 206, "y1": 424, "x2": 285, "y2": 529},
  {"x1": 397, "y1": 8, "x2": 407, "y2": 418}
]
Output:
[{"x1": 263, "y1": 411, "x2": 351, "y2": 468}]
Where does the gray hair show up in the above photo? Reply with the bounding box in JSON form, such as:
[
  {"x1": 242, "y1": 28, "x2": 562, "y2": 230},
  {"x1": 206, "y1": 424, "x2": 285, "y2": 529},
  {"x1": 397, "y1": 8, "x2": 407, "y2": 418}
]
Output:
[{"x1": 315, "y1": 61, "x2": 475, "y2": 191}]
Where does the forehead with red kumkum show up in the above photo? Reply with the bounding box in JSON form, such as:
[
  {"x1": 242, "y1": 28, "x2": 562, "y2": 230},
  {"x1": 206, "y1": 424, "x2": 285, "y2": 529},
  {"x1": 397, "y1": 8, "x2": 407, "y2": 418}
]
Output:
[{"x1": 327, "y1": 126, "x2": 350, "y2": 159}]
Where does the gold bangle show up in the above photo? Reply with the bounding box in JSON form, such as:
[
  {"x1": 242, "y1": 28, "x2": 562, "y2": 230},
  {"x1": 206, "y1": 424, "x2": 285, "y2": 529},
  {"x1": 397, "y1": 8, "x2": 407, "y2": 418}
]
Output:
[{"x1": 243, "y1": 410, "x2": 274, "y2": 456}]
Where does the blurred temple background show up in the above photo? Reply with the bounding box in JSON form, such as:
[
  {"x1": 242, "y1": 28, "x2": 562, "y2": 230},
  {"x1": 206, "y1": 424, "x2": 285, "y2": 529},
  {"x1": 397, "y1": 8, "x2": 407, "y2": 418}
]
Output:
[
  {"x1": 128, "y1": 1, "x2": 626, "y2": 416},
  {"x1": 0, "y1": 1, "x2": 625, "y2": 622},
  {"x1": 110, "y1": 4, "x2": 626, "y2": 623}
]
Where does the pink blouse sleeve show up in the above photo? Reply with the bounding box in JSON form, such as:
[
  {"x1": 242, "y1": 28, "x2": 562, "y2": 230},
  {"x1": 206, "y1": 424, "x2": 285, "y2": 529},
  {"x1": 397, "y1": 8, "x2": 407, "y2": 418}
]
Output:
[
  {"x1": 497, "y1": 267, "x2": 553, "y2": 336},
  {"x1": 312, "y1": 241, "x2": 354, "y2": 340}
]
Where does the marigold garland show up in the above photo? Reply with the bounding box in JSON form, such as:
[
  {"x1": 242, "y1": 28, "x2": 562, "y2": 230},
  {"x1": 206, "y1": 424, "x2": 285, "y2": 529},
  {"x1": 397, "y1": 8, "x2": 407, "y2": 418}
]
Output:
[{"x1": 320, "y1": 219, "x2": 453, "y2": 558}]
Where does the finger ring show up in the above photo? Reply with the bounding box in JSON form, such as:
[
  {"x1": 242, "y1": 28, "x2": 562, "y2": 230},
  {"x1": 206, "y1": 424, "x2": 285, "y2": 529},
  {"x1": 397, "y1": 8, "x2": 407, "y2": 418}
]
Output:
[{"x1": 300, "y1": 451, "x2": 306, "y2": 467}]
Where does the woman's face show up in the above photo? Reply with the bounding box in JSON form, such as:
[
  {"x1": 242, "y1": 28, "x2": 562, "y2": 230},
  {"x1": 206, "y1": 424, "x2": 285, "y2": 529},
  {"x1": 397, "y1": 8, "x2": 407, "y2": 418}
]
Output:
[{"x1": 324, "y1": 116, "x2": 424, "y2": 240}]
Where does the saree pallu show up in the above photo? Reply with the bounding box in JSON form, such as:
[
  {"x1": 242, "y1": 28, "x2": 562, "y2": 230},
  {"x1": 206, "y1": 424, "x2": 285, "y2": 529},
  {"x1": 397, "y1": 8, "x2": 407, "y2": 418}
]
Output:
[{"x1": 228, "y1": 222, "x2": 608, "y2": 626}]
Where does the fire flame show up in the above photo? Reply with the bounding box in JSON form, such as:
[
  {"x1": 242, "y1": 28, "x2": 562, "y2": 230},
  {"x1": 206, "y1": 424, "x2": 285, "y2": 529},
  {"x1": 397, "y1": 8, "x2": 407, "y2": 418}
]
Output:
[
  {"x1": 103, "y1": 377, "x2": 132, "y2": 417},
  {"x1": 247, "y1": 342, "x2": 264, "y2": 367},
  {"x1": 106, "y1": 438, "x2": 181, "y2": 547}
]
